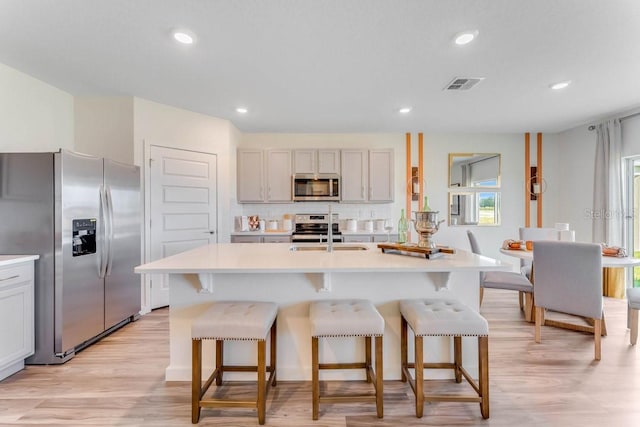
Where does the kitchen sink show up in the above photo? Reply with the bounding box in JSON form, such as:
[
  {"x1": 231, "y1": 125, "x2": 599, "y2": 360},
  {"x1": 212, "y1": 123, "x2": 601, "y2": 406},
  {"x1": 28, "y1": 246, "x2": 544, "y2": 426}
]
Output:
[{"x1": 289, "y1": 244, "x2": 369, "y2": 252}]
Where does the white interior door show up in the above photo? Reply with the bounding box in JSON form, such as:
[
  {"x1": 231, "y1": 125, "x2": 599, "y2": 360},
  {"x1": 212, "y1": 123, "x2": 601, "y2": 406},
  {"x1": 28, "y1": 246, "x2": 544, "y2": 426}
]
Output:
[{"x1": 149, "y1": 145, "x2": 217, "y2": 309}]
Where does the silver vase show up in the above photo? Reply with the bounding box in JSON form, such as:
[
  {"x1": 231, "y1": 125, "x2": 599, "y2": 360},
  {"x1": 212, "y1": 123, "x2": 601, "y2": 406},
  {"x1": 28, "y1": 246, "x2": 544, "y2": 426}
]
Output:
[{"x1": 412, "y1": 211, "x2": 445, "y2": 248}]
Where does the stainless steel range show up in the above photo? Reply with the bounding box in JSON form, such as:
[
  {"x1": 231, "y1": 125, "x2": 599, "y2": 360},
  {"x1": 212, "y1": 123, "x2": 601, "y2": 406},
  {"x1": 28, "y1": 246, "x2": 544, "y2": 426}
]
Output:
[{"x1": 292, "y1": 213, "x2": 342, "y2": 243}]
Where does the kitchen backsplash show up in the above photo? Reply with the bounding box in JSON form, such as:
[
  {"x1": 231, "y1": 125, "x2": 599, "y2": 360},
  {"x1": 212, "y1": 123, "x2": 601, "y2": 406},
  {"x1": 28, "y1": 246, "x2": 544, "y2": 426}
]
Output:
[{"x1": 236, "y1": 203, "x2": 396, "y2": 231}]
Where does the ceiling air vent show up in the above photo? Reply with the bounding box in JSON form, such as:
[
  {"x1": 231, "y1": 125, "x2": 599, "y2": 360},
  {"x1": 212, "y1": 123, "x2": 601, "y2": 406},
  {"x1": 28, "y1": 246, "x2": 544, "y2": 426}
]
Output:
[{"x1": 444, "y1": 77, "x2": 485, "y2": 91}]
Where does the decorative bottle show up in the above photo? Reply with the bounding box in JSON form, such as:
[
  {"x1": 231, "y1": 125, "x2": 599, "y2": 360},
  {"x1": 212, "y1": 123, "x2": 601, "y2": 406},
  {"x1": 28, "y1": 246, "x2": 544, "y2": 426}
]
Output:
[
  {"x1": 397, "y1": 209, "x2": 409, "y2": 243},
  {"x1": 423, "y1": 196, "x2": 432, "y2": 211}
]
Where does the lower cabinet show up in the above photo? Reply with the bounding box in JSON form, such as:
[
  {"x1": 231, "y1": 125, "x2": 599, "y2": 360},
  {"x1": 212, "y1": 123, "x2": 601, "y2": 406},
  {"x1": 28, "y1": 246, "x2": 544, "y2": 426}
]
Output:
[
  {"x1": 0, "y1": 260, "x2": 35, "y2": 381},
  {"x1": 343, "y1": 234, "x2": 397, "y2": 243},
  {"x1": 231, "y1": 235, "x2": 291, "y2": 243}
]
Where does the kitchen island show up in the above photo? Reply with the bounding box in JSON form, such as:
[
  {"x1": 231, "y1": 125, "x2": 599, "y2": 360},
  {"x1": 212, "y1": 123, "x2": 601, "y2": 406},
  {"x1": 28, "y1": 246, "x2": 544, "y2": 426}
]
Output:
[{"x1": 135, "y1": 242, "x2": 509, "y2": 381}]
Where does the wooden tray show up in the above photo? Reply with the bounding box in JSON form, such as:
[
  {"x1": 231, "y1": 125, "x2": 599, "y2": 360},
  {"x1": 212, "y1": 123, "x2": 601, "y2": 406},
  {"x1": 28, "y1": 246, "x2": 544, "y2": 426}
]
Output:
[{"x1": 377, "y1": 243, "x2": 455, "y2": 259}]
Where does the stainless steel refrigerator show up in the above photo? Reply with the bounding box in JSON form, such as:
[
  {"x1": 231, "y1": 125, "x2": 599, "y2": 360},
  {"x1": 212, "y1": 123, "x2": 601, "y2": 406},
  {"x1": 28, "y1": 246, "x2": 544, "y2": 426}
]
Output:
[{"x1": 0, "y1": 149, "x2": 141, "y2": 364}]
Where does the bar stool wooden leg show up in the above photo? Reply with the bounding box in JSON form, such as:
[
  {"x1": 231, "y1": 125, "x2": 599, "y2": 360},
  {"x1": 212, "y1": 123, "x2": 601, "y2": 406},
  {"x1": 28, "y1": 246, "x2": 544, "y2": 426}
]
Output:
[
  {"x1": 401, "y1": 316, "x2": 408, "y2": 382},
  {"x1": 415, "y1": 335, "x2": 424, "y2": 418},
  {"x1": 312, "y1": 336, "x2": 319, "y2": 420},
  {"x1": 192, "y1": 339, "x2": 202, "y2": 424},
  {"x1": 365, "y1": 336, "x2": 372, "y2": 383},
  {"x1": 270, "y1": 321, "x2": 277, "y2": 386},
  {"x1": 257, "y1": 340, "x2": 266, "y2": 425},
  {"x1": 215, "y1": 340, "x2": 223, "y2": 386},
  {"x1": 375, "y1": 336, "x2": 384, "y2": 418},
  {"x1": 479, "y1": 336, "x2": 490, "y2": 419},
  {"x1": 454, "y1": 336, "x2": 462, "y2": 383}
]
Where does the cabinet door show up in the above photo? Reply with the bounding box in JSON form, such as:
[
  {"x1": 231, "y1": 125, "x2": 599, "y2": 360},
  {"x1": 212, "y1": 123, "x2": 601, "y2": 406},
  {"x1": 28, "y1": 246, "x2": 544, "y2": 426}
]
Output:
[
  {"x1": 238, "y1": 150, "x2": 265, "y2": 202},
  {"x1": 343, "y1": 235, "x2": 372, "y2": 243},
  {"x1": 368, "y1": 149, "x2": 394, "y2": 202},
  {"x1": 373, "y1": 234, "x2": 396, "y2": 242},
  {"x1": 231, "y1": 235, "x2": 262, "y2": 243},
  {"x1": 0, "y1": 263, "x2": 34, "y2": 371},
  {"x1": 266, "y1": 149, "x2": 292, "y2": 202},
  {"x1": 293, "y1": 150, "x2": 316, "y2": 174},
  {"x1": 318, "y1": 150, "x2": 341, "y2": 174},
  {"x1": 341, "y1": 150, "x2": 367, "y2": 202},
  {"x1": 263, "y1": 235, "x2": 291, "y2": 243}
]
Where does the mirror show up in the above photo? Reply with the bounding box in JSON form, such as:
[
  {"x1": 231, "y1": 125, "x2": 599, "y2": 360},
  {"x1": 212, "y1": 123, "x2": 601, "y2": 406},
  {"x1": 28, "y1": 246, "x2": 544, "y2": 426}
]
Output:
[
  {"x1": 448, "y1": 153, "x2": 501, "y2": 188},
  {"x1": 449, "y1": 191, "x2": 501, "y2": 226}
]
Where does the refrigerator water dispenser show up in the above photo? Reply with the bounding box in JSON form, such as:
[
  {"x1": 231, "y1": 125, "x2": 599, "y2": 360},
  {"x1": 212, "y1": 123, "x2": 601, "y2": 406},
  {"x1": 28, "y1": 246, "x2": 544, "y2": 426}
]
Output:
[{"x1": 72, "y1": 218, "x2": 96, "y2": 257}]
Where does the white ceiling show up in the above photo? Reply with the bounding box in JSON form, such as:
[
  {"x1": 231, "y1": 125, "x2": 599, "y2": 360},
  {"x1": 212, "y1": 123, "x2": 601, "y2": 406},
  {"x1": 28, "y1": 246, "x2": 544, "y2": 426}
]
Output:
[{"x1": 1, "y1": 0, "x2": 639, "y2": 134}]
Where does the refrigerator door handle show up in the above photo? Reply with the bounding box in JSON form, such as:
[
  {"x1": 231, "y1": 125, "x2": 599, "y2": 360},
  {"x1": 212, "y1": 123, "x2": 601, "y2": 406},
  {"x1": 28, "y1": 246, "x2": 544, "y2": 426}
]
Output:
[
  {"x1": 98, "y1": 185, "x2": 109, "y2": 279},
  {"x1": 105, "y1": 185, "x2": 115, "y2": 276}
]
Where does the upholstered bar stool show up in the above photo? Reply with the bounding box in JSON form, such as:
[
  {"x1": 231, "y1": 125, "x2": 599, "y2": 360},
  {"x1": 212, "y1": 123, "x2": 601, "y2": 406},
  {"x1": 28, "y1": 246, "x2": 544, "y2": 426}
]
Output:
[
  {"x1": 191, "y1": 301, "x2": 278, "y2": 425},
  {"x1": 400, "y1": 299, "x2": 489, "y2": 419},
  {"x1": 309, "y1": 299, "x2": 384, "y2": 419}
]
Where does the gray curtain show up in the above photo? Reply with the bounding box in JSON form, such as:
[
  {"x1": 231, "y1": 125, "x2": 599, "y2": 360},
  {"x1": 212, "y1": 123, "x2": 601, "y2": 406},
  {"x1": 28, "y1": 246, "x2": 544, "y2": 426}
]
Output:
[{"x1": 592, "y1": 119, "x2": 624, "y2": 246}]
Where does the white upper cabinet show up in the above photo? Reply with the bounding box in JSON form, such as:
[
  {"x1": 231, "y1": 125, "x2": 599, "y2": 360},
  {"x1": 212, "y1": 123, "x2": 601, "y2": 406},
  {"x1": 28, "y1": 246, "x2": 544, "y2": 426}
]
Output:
[
  {"x1": 266, "y1": 149, "x2": 293, "y2": 202},
  {"x1": 341, "y1": 149, "x2": 368, "y2": 202},
  {"x1": 368, "y1": 149, "x2": 394, "y2": 202},
  {"x1": 293, "y1": 149, "x2": 340, "y2": 174},
  {"x1": 238, "y1": 149, "x2": 292, "y2": 203},
  {"x1": 237, "y1": 149, "x2": 264, "y2": 202},
  {"x1": 341, "y1": 149, "x2": 394, "y2": 203}
]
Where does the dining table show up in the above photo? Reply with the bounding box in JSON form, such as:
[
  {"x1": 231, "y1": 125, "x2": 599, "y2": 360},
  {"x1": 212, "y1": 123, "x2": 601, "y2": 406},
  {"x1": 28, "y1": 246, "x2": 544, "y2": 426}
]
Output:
[
  {"x1": 500, "y1": 246, "x2": 640, "y2": 335},
  {"x1": 500, "y1": 247, "x2": 640, "y2": 268}
]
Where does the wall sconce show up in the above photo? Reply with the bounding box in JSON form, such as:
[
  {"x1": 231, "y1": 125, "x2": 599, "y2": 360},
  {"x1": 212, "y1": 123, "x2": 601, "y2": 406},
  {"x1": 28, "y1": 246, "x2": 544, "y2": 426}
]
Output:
[
  {"x1": 411, "y1": 166, "x2": 419, "y2": 201},
  {"x1": 528, "y1": 166, "x2": 547, "y2": 200}
]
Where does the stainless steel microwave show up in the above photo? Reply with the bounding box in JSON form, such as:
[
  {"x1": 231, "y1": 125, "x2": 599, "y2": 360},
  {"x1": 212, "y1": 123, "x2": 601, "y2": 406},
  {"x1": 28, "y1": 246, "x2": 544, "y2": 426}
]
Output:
[{"x1": 292, "y1": 174, "x2": 340, "y2": 201}]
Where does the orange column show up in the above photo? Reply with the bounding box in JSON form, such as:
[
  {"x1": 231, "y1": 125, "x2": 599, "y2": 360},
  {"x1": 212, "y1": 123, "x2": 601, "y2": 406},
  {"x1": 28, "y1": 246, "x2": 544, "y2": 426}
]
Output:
[
  {"x1": 525, "y1": 133, "x2": 531, "y2": 227},
  {"x1": 536, "y1": 133, "x2": 543, "y2": 227},
  {"x1": 405, "y1": 133, "x2": 412, "y2": 227},
  {"x1": 418, "y1": 133, "x2": 424, "y2": 211}
]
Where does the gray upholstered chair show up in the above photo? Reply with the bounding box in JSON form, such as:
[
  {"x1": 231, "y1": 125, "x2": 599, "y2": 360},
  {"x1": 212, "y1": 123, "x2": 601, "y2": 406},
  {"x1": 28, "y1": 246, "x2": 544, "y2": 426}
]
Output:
[
  {"x1": 532, "y1": 241, "x2": 603, "y2": 360},
  {"x1": 466, "y1": 230, "x2": 534, "y2": 320},
  {"x1": 518, "y1": 227, "x2": 559, "y2": 280},
  {"x1": 628, "y1": 287, "x2": 640, "y2": 345}
]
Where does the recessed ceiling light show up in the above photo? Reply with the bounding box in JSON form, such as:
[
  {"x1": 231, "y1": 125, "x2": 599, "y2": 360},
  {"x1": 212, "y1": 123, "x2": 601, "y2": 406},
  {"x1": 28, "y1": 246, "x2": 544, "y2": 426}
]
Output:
[
  {"x1": 550, "y1": 80, "x2": 571, "y2": 90},
  {"x1": 236, "y1": 107, "x2": 248, "y2": 114},
  {"x1": 454, "y1": 30, "x2": 479, "y2": 45},
  {"x1": 398, "y1": 107, "x2": 412, "y2": 114},
  {"x1": 173, "y1": 30, "x2": 195, "y2": 45}
]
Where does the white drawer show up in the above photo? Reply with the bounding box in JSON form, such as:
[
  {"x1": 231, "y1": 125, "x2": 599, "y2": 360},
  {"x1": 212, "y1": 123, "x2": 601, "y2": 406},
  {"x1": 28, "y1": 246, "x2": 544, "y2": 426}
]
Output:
[{"x1": 0, "y1": 263, "x2": 33, "y2": 290}]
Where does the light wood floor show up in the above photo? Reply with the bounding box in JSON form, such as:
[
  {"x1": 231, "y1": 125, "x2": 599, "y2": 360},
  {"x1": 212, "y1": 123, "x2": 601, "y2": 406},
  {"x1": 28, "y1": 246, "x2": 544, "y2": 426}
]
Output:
[{"x1": 2, "y1": 290, "x2": 640, "y2": 426}]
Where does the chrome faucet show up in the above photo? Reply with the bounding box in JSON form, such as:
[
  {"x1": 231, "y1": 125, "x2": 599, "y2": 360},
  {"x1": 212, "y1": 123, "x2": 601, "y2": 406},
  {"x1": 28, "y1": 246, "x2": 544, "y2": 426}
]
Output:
[{"x1": 327, "y1": 205, "x2": 333, "y2": 252}]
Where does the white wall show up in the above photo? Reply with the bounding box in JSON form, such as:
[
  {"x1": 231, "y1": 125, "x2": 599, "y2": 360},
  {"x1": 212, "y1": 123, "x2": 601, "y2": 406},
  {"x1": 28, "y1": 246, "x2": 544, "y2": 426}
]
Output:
[
  {"x1": 542, "y1": 127, "x2": 594, "y2": 242},
  {"x1": 132, "y1": 98, "x2": 237, "y2": 242},
  {"x1": 622, "y1": 114, "x2": 640, "y2": 157},
  {"x1": 0, "y1": 63, "x2": 73, "y2": 151},
  {"x1": 423, "y1": 133, "x2": 524, "y2": 260},
  {"x1": 74, "y1": 97, "x2": 134, "y2": 163}
]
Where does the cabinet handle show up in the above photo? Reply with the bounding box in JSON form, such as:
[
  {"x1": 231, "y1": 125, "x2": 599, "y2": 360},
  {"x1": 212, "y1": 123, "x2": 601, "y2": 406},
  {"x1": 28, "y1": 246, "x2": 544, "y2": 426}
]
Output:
[
  {"x1": 361, "y1": 186, "x2": 364, "y2": 198},
  {"x1": 0, "y1": 274, "x2": 19, "y2": 282}
]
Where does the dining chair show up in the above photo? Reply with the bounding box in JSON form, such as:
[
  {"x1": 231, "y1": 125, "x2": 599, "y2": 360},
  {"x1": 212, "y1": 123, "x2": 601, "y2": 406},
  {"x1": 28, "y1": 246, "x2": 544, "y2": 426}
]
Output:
[
  {"x1": 518, "y1": 227, "x2": 559, "y2": 280},
  {"x1": 466, "y1": 231, "x2": 534, "y2": 319},
  {"x1": 532, "y1": 241, "x2": 603, "y2": 360},
  {"x1": 628, "y1": 287, "x2": 640, "y2": 345}
]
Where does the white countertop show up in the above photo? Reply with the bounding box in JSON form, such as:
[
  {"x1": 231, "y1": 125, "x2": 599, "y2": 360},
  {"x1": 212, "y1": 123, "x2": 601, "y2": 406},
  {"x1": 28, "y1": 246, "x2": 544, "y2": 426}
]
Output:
[
  {"x1": 0, "y1": 255, "x2": 40, "y2": 267},
  {"x1": 231, "y1": 230, "x2": 293, "y2": 236},
  {"x1": 135, "y1": 242, "x2": 509, "y2": 275}
]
